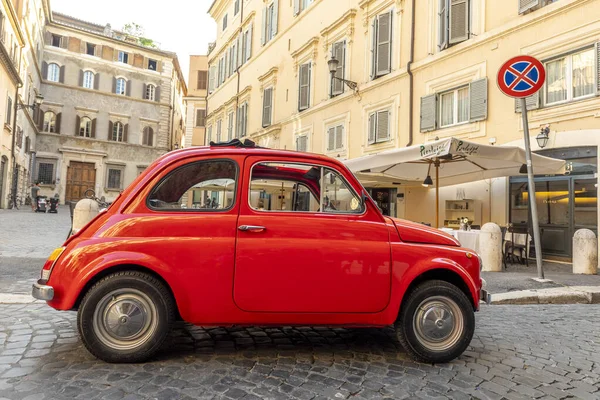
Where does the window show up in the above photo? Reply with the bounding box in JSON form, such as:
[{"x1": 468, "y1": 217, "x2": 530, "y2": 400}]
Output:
[
  {"x1": 296, "y1": 135, "x2": 308, "y2": 152},
  {"x1": 47, "y1": 63, "x2": 60, "y2": 82},
  {"x1": 79, "y1": 117, "x2": 92, "y2": 137},
  {"x1": 227, "y1": 111, "x2": 234, "y2": 140},
  {"x1": 43, "y1": 112, "x2": 56, "y2": 133},
  {"x1": 216, "y1": 119, "x2": 223, "y2": 142},
  {"x1": 209, "y1": 65, "x2": 217, "y2": 92},
  {"x1": 118, "y1": 51, "x2": 129, "y2": 63},
  {"x1": 206, "y1": 125, "x2": 213, "y2": 144},
  {"x1": 112, "y1": 121, "x2": 125, "y2": 142},
  {"x1": 223, "y1": 14, "x2": 228, "y2": 31},
  {"x1": 51, "y1": 34, "x2": 62, "y2": 47},
  {"x1": 25, "y1": 136, "x2": 31, "y2": 153},
  {"x1": 146, "y1": 84, "x2": 156, "y2": 101},
  {"x1": 294, "y1": 0, "x2": 314, "y2": 16},
  {"x1": 196, "y1": 109, "x2": 206, "y2": 127},
  {"x1": 331, "y1": 41, "x2": 346, "y2": 96},
  {"x1": 439, "y1": 86, "x2": 469, "y2": 128},
  {"x1": 5, "y1": 96, "x2": 11, "y2": 125},
  {"x1": 545, "y1": 47, "x2": 595, "y2": 106},
  {"x1": 234, "y1": 0, "x2": 240, "y2": 15},
  {"x1": 249, "y1": 162, "x2": 363, "y2": 214},
  {"x1": 86, "y1": 43, "x2": 96, "y2": 56},
  {"x1": 82, "y1": 71, "x2": 94, "y2": 89},
  {"x1": 327, "y1": 125, "x2": 344, "y2": 151},
  {"x1": 142, "y1": 126, "x2": 154, "y2": 146},
  {"x1": 115, "y1": 78, "x2": 126, "y2": 95},
  {"x1": 37, "y1": 162, "x2": 54, "y2": 184},
  {"x1": 148, "y1": 160, "x2": 237, "y2": 211},
  {"x1": 261, "y1": 1, "x2": 278, "y2": 45},
  {"x1": 242, "y1": 24, "x2": 253, "y2": 63},
  {"x1": 371, "y1": 11, "x2": 392, "y2": 79},
  {"x1": 519, "y1": 0, "x2": 559, "y2": 14},
  {"x1": 439, "y1": 0, "x2": 471, "y2": 51},
  {"x1": 148, "y1": 59, "x2": 157, "y2": 71},
  {"x1": 106, "y1": 166, "x2": 124, "y2": 190},
  {"x1": 197, "y1": 70, "x2": 208, "y2": 90},
  {"x1": 368, "y1": 109, "x2": 390, "y2": 145},
  {"x1": 262, "y1": 87, "x2": 273, "y2": 127},
  {"x1": 298, "y1": 62, "x2": 311, "y2": 111},
  {"x1": 236, "y1": 102, "x2": 248, "y2": 138}
]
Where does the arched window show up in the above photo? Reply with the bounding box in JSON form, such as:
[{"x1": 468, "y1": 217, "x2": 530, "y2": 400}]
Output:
[
  {"x1": 43, "y1": 112, "x2": 56, "y2": 132},
  {"x1": 79, "y1": 117, "x2": 92, "y2": 137},
  {"x1": 115, "y1": 78, "x2": 126, "y2": 95},
  {"x1": 145, "y1": 84, "x2": 156, "y2": 101},
  {"x1": 47, "y1": 63, "x2": 60, "y2": 82},
  {"x1": 142, "y1": 126, "x2": 154, "y2": 146},
  {"x1": 83, "y1": 71, "x2": 94, "y2": 89},
  {"x1": 113, "y1": 121, "x2": 124, "y2": 142}
]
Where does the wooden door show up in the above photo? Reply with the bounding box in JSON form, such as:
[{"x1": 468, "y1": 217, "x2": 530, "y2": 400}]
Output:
[{"x1": 66, "y1": 162, "x2": 96, "y2": 202}]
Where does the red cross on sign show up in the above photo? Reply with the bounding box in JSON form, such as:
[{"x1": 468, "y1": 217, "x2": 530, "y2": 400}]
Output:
[{"x1": 497, "y1": 55, "x2": 546, "y2": 99}]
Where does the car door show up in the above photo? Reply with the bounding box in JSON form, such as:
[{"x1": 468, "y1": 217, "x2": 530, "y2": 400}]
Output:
[{"x1": 234, "y1": 157, "x2": 392, "y2": 314}]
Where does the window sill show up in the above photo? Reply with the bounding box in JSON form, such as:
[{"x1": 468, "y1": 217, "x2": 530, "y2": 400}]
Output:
[{"x1": 104, "y1": 188, "x2": 123, "y2": 193}]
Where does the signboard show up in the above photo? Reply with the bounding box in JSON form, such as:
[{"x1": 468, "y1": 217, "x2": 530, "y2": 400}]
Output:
[{"x1": 497, "y1": 55, "x2": 546, "y2": 99}]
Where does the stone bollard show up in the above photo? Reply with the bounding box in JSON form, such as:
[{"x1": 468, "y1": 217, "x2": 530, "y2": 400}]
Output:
[
  {"x1": 573, "y1": 229, "x2": 598, "y2": 275},
  {"x1": 479, "y1": 223, "x2": 503, "y2": 272},
  {"x1": 72, "y1": 199, "x2": 99, "y2": 234}
]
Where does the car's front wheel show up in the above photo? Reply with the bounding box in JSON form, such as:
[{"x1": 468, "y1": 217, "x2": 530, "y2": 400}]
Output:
[
  {"x1": 395, "y1": 280, "x2": 475, "y2": 363},
  {"x1": 77, "y1": 271, "x2": 175, "y2": 363}
]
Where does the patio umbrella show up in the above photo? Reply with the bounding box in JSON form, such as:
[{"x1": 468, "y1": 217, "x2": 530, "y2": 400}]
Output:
[{"x1": 344, "y1": 137, "x2": 566, "y2": 228}]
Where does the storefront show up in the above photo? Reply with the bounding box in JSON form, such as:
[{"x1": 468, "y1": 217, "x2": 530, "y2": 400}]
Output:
[{"x1": 509, "y1": 146, "x2": 597, "y2": 259}]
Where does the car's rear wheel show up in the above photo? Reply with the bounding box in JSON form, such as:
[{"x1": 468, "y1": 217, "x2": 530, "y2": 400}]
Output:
[
  {"x1": 77, "y1": 271, "x2": 175, "y2": 363},
  {"x1": 395, "y1": 280, "x2": 474, "y2": 363}
]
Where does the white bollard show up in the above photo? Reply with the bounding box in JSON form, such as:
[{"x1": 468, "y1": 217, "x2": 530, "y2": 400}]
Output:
[
  {"x1": 479, "y1": 223, "x2": 503, "y2": 272},
  {"x1": 72, "y1": 199, "x2": 99, "y2": 234},
  {"x1": 573, "y1": 229, "x2": 598, "y2": 275}
]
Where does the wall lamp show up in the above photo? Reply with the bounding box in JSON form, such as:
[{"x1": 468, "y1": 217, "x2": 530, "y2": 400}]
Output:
[
  {"x1": 17, "y1": 93, "x2": 44, "y2": 111},
  {"x1": 536, "y1": 125, "x2": 550, "y2": 149},
  {"x1": 328, "y1": 56, "x2": 359, "y2": 94}
]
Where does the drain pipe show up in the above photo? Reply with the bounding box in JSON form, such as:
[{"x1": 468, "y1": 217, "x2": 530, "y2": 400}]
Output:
[
  {"x1": 405, "y1": 0, "x2": 416, "y2": 147},
  {"x1": 235, "y1": 0, "x2": 245, "y2": 128}
]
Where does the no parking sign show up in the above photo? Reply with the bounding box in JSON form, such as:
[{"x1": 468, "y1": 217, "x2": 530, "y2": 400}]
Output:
[{"x1": 497, "y1": 55, "x2": 546, "y2": 99}]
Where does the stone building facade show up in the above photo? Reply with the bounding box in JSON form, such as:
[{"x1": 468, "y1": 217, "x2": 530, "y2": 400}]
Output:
[{"x1": 184, "y1": 55, "x2": 208, "y2": 147}]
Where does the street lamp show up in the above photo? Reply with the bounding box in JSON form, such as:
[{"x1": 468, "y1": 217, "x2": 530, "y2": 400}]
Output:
[
  {"x1": 536, "y1": 126, "x2": 550, "y2": 149},
  {"x1": 17, "y1": 93, "x2": 44, "y2": 111},
  {"x1": 328, "y1": 56, "x2": 359, "y2": 94}
]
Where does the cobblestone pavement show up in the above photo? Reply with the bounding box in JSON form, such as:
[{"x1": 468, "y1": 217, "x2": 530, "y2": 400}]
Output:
[{"x1": 0, "y1": 304, "x2": 598, "y2": 400}]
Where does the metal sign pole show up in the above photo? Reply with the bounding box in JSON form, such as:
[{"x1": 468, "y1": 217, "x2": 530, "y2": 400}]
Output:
[{"x1": 520, "y1": 98, "x2": 545, "y2": 280}]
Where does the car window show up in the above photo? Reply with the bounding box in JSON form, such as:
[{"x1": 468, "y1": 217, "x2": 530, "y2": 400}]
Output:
[
  {"x1": 148, "y1": 160, "x2": 237, "y2": 211},
  {"x1": 249, "y1": 162, "x2": 363, "y2": 214}
]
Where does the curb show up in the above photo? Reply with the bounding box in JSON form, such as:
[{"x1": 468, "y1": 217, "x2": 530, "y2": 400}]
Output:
[
  {"x1": 490, "y1": 286, "x2": 600, "y2": 305},
  {"x1": 0, "y1": 294, "x2": 40, "y2": 304}
]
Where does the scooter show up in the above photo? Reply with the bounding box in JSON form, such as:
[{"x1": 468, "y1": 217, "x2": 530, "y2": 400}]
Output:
[
  {"x1": 35, "y1": 196, "x2": 48, "y2": 213},
  {"x1": 48, "y1": 197, "x2": 59, "y2": 213}
]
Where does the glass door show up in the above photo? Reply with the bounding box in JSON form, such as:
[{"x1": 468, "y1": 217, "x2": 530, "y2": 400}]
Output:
[{"x1": 573, "y1": 178, "x2": 598, "y2": 236}]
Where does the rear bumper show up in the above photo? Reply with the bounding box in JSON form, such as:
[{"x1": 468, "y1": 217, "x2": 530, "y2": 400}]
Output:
[{"x1": 32, "y1": 280, "x2": 54, "y2": 301}]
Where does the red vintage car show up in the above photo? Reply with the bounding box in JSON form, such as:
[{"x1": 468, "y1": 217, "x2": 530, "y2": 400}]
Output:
[{"x1": 33, "y1": 140, "x2": 487, "y2": 364}]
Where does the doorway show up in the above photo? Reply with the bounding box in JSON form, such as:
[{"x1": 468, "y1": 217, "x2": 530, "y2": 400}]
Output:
[{"x1": 66, "y1": 162, "x2": 96, "y2": 202}]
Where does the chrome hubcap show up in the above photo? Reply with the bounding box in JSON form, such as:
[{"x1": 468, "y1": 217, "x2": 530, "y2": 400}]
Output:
[
  {"x1": 413, "y1": 296, "x2": 463, "y2": 352},
  {"x1": 93, "y1": 289, "x2": 158, "y2": 351}
]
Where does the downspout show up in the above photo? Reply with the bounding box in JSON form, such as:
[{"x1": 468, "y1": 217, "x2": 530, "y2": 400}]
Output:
[
  {"x1": 405, "y1": 0, "x2": 416, "y2": 147},
  {"x1": 235, "y1": 0, "x2": 245, "y2": 128},
  {"x1": 169, "y1": 78, "x2": 175, "y2": 150},
  {"x1": 10, "y1": 44, "x2": 24, "y2": 205}
]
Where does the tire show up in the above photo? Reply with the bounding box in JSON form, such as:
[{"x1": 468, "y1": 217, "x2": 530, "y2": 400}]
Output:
[
  {"x1": 77, "y1": 271, "x2": 175, "y2": 363},
  {"x1": 395, "y1": 280, "x2": 475, "y2": 364}
]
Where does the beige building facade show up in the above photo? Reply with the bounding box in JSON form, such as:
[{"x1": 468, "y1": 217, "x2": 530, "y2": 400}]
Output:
[
  {"x1": 206, "y1": 0, "x2": 600, "y2": 260},
  {"x1": 184, "y1": 55, "x2": 208, "y2": 147}
]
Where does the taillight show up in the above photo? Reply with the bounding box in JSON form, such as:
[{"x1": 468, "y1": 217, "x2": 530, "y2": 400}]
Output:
[{"x1": 41, "y1": 247, "x2": 65, "y2": 280}]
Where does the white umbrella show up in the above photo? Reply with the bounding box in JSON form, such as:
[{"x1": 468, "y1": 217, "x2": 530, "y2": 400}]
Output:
[{"x1": 345, "y1": 137, "x2": 566, "y2": 227}]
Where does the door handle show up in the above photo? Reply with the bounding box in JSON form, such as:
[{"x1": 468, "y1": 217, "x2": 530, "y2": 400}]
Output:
[{"x1": 238, "y1": 225, "x2": 266, "y2": 232}]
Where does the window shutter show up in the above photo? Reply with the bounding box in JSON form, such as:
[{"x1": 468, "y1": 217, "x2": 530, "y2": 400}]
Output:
[
  {"x1": 246, "y1": 24, "x2": 253, "y2": 61},
  {"x1": 123, "y1": 124, "x2": 129, "y2": 143},
  {"x1": 335, "y1": 125, "x2": 344, "y2": 150},
  {"x1": 80, "y1": 41, "x2": 86, "y2": 53},
  {"x1": 126, "y1": 80, "x2": 131, "y2": 97},
  {"x1": 469, "y1": 78, "x2": 488, "y2": 122},
  {"x1": 327, "y1": 127, "x2": 335, "y2": 151},
  {"x1": 262, "y1": 88, "x2": 273, "y2": 127},
  {"x1": 368, "y1": 113, "x2": 376, "y2": 144},
  {"x1": 228, "y1": 113, "x2": 234, "y2": 140},
  {"x1": 370, "y1": 18, "x2": 378, "y2": 79},
  {"x1": 37, "y1": 110, "x2": 44, "y2": 131},
  {"x1": 142, "y1": 83, "x2": 147, "y2": 99},
  {"x1": 155, "y1": 86, "x2": 161, "y2": 102},
  {"x1": 207, "y1": 126, "x2": 212, "y2": 144},
  {"x1": 261, "y1": 7, "x2": 267, "y2": 46},
  {"x1": 376, "y1": 12, "x2": 392, "y2": 76},
  {"x1": 59, "y1": 65, "x2": 65, "y2": 83},
  {"x1": 209, "y1": 65, "x2": 215, "y2": 92},
  {"x1": 91, "y1": 118, "x2": 96, "y2": 138},
  {"x1": 108, "y1": 121, "x2": 113, "y2": 140},
  {"x1": 332, "y1": 42, "x2": 345, "y2": 95},
  {"x1": 78, "y1": 70, "x2": 84, "y2": 87},
  {"x1": 232, "y1": 42, "x2": 238, "y2": 72},
  {"x1": 44, "y1": 31, "x2": 51, "y2": 45},
  {"x1": 377, "y1": 110, "x2": 390, "y2": 141},
  {"x1": 55, "y1": 113, "x2": 62, "y2": 133},
  {"x1": 297, "y1": 136, "x2": 307, "y2": 152},
  {"x1": 298, "y1": 63, "x2": 311, "y2": 111},
  {"x1": 272, "y1": 0, "x2": 279, "y2": 37},
  {"x1": 294, "y1": 0, "x2": 301, "y2": 15},
  {"x1": 515, "y1": 92, "x2": 540, "y2": 112},
  {"x1": 237, "y1": 35, "x2": 243, "y2": 69},
  {"x1": 449, "y1": 0, "x2": 469, "y2": 45},
  {"x1": 94, "y1": 73, "x2": 100, "y2": 90},
  {"x1": 224, "y1": 50, "x2": 229, "y2": 78},
  {"x1": 112, "y1": 77, "x2": 117, "y2": 94},
  {"x1": 75, "y1": 115, "x2": 80, "y2": 135},
  {"x1": 439, "y1": 0, "x2": 449, "y2": 50},
  {"x1": 42, "y1": 62, "x2": 48, "y2": 79},
  {"x1": 420, "y1": 94, "x2": 437, "y2": 132},
  {"x1": 60, "y1": 36, "x2": 68, "y2": 49},
  {"x1": 242, "y1": 104, "x2": 248, "y2": 137},
  {"x1": 596, "y1": 42, "x2": 600, "y2": 96},
  {"x1": 519, "y1": 0, "x2": 539, "y2": 14}
]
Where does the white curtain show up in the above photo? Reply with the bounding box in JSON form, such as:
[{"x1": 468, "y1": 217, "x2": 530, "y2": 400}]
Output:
[{"x1": 572, "y1": 49, "x2": 594, "y2": 99}]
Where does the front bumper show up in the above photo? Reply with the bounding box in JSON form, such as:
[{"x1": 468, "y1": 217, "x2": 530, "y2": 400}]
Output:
[
  {"x1": 32, "y1": 280, "x2": 54, "y2": 301},
  {"x1": 480, "y1": 278, "x2": 491, "y2": 304}
]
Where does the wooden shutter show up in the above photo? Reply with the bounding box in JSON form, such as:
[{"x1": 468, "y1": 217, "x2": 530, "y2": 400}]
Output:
[
  {"x1": 156, "y1": 61, "x2": 163, "y2": 73},
  {"x1": 37, "y1": 109, "x2": 44, "y2": 130},
  {"x1": 155, "y1": 86, "x2": 161, "y2": 102},
  {"x1": 42, "y1": 62, "x2": 48, "y2": 79},
  {"x1": 368, "y1": 113, "x2": 376, "y2": 144},
  {"x1": 376, "y1": 12, "x2": 392, "y2": 76},
  {"x1": 123, "y1": 124, "x2": 129, "y2": 143},
  {"x1": 102, "y1": 46, "x2": 114, "y2": 61},
  {"x1": 298, "y1": 63, "x2": 311, "y2": 111},
  {"x1": 596, "y1": 42, "x2": 600, "y2": 95},
  {"x1": 80, "y1": 40, "x2": 86, "y2": 53},
  {"x1": 262, "y1": 88, "x2": 272, "y2": 127},
  {"x1": 294, "y1": 0, "x2": 300, "y2": 15},
  {"x1": 327, "y1": 127, "x2": 335, "y2": 151},
  {"x1": 78, "y1": 70, "x2": 84, "y2": 87},
  {"x1": 376, "y1": 110, "x2": 390, "y2": 141},
  {"x1": 237, "y1": 35, "x2": 243, "y2": 68},
  {"x1": 515, "y1": 92, "x2": 540, "y2": 112},
  {"x1": 94, "y1": 73, "x2": 100, "y2": 90},
  {"x1": 68, "y1": 37, "x2": 80, "y2": 52},
  {"x1": 113, "y1": 50, "x2": 120, "y2": 62},
  {"x1": 370, "y1": 18, "x2": 378, "y2": 79},
  {"x1": 232, "y1": 42, "x2": 238, "y2": 72},
  {"x1": 519, "y1": 0, "x2": 539, "y2": 14},
  {"x1": 59, "y1": 65, "x2": 65, "y2": 83},
  {"x1": 209, "y1": 65, "x2": 216, "y2": 92},
  {"x1": 91, "y1": 118, "x2": 96, "y2": 138},
  {"x1": 142, "y1": 83, "x2": 147, "y2": 99},
  {"x1": 112, "y1": 77, "x2": 117, "y2": 93},
  {"x1": 44, "y1": 31, "x2": 52, "y2": 45},
  {"x1": 75, "y1": 115, "x2": 80, "y2": 135},
  {"x1": 108, "y1": 121, "x2": 113, "y2": 140},
  {"x1": 228, "y1": 112, "x2": 234, "y2": 140},
  {"x1": 133, "y1": 54, "x2": 144, "y2": 68},
  {"x1": 55, "y1": 113, "x2": 62, "y2": 133},
  {"x1": 246, "y1": 24, "x2": 253, "y2": 61},
  {"x1": 335, "y1": 125, "x2": 344, "y2": 150},
  {"x1": 126, "y1": 80, "x2": 131, "y2": 97},
  {"x1": 272, "y1": 0, "x2": 279, "y2": 37},
  {"x1": 449, "y1": 0, "x2": 469, "y2": 45},
  {"x1": 60, "y1": 36, "x2": 68, "y2": 49},
  {"x1": 469, "y1": 78, "x2": 488, "y2": 122},
  {"x1": 297, "y1": 136, "x2": 307, "y2": 152},
  {"x1": 439, "y1": 0, "x2": 449, "y2": 50},
  {"x1": 332, "y1": 41, "x2": 345, "y2": 95},
  {"x1": 261, "y1": 7, "x2": 267, "y2": 46},
  {"x1": 420, "y1": 94, "x2": 437, "y2": 132}
]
